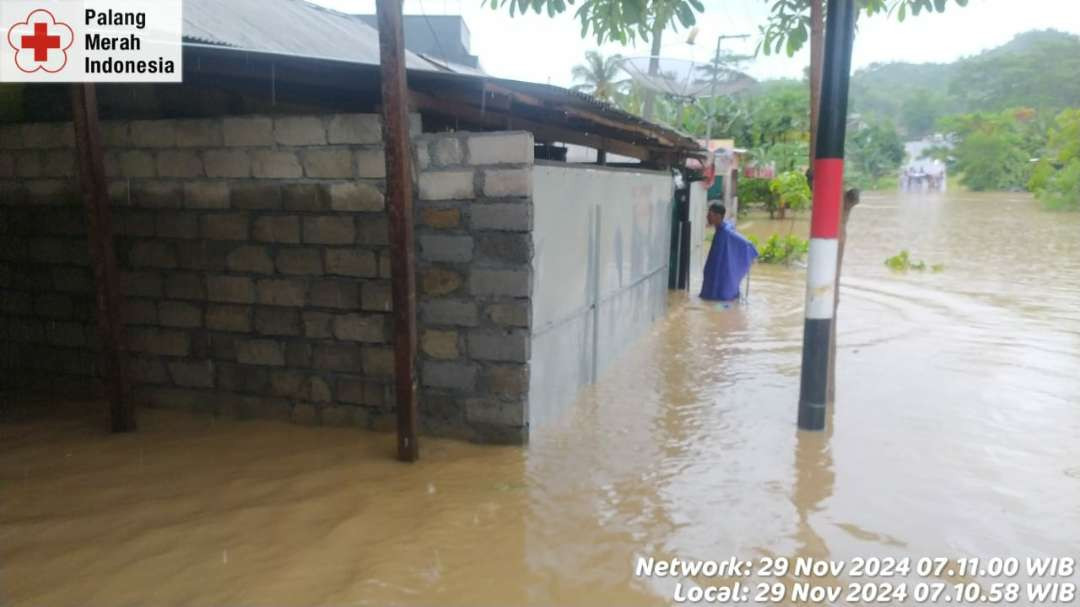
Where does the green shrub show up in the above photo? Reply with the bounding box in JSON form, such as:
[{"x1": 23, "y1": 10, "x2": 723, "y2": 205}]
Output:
[
  {"x1": 1031, "y1": 109, "x2": 1080, "y2": 211},
  {"x1": 738, "y1": 178, "x2": 775, "y2": 205},
  {"x1": 1036, "y1": 160, "x2": 1080, "y2": 211},
  {"x1": 885, "y1": 250, "x2": 944, "y2": 272},
  {"x1": 767, "y1": 171, "x2": 811, "y2": 218},
  {"x1": 747, "y1": 233, "x2": 809, "y2": 264}
]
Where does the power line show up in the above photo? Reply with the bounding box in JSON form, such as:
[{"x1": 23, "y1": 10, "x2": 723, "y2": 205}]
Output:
[
  {"x1": 705, "y1": 33, "x2": 751, "y2": 142},
  {"x1": 417, "y1": 0, "x2": 453, "y2": 69}
]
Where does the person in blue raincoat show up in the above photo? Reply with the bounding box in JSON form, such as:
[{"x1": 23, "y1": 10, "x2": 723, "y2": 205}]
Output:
[{"x1": 700, "y1": 203, "x2": 758, "y2": 301}]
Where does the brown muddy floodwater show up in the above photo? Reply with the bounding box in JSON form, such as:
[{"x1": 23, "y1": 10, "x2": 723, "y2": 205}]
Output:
[{"x1": 2, "y1": 191, "x2": 1080, "y2": 606}]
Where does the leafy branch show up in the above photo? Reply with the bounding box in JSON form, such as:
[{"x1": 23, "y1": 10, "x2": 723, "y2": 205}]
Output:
[
  {"x1": 481, "y1": 0, "x2": 704, "y2": 45},
  {"x1": 758, "y1": 0, "x2": 969, "y2": 58}
]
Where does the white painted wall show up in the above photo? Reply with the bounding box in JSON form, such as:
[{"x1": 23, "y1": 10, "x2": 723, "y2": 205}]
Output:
[
  {"x1": 528, "y1": 163, "x2": 673, "y2": 426},
  {"x1": 688, "y1": 181, "x2": 709, "y2": 292}
]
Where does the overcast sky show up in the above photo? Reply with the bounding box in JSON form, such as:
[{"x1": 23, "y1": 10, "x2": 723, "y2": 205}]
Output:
[{"x1": 313, "y1": 0, "x2": 1080, "y2": 87}]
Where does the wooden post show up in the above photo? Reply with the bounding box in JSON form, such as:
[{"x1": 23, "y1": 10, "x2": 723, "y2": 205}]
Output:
[
  {"x1": 71, "y1": 84, "x2": 134, "y2": 432},
  {"x1": 827, "y1": 189, "x2": 859, "y2": 403},
  {"x1": 376, "y1": 0, "x2": 419, "y2": 462}
]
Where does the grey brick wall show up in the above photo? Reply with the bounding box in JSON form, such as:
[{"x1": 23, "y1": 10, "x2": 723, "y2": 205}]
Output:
[
  {"x1": 413, "y1": 131, "x2": 534, "y2": 443},
  {"x1": 1, "y1": 118, "x2": 535, "y2": 444}
]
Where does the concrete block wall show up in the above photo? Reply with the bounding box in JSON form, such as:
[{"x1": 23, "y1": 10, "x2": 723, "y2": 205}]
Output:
[
  {"x1": 0, "y1": 114, "x2": 415, "y2": 430},
  {"x1": 0, "y1": 116, "x2": 536, "y2": 443},
  {"x1": 413, "y1": 131, "x2": 535, "y2": 443}
]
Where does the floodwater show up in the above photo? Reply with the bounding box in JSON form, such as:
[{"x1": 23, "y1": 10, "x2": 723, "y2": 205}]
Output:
[{"x1": 2, "y1": 191, "x2": 1079, "y2": 606}]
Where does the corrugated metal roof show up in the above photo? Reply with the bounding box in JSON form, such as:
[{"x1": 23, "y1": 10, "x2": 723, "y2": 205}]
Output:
[
  {"x1": 182, "y1": 0, "x2": 437, "y2": 71},
  {"x1": 414, "y1": 52, "x2": 488, "y2": 77},
  {"x1": 181, "y1": 0, "x2": 702, "y2": 154}
]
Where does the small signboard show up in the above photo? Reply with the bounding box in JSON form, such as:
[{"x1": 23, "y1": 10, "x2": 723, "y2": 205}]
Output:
[{"x1": 1, "y1": 0, "x2": 182, "y2": 82}]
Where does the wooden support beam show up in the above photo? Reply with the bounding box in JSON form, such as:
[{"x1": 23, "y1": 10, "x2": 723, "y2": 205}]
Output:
[
  {"x1": 410, "y1": 90, "x2": 656, "y2": 162},
  {"x1": 418, "y1": 84, "x2": 676, "y2": 155},
  {"x1": 377, "y1": 0, "x2": 420, "y2": 462},
  {"x1": 71, "y1": 84, "x2": 134, "y2": 433}
]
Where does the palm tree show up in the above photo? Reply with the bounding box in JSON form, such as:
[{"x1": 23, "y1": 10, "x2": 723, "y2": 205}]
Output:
[
  {"x1": 571, "y1": 51, "x2": 628, "y2": 104},
  {"x1": 615, "y1": 80, "x2": 657, "y2": 116}
]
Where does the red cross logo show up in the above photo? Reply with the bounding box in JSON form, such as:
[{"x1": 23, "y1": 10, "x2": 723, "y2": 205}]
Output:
[
  {"x1": 24, "y1": 23, "x2": 61, "y2": 61},
  {"x1": 7, "y1": 9, "x2": 74, "y2": 74}
]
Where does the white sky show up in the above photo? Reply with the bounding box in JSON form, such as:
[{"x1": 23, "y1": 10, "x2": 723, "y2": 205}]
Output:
[{"x1": 313, "y1": 0, "x2": 1080, "y2": 87}]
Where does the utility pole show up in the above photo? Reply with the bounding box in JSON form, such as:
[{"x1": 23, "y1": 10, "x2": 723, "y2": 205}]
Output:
[
  {"x1": 376, "y1": 0, "x2": 420, "y2": 461},
  {"x1": 702, "y1": 33, "x2": 749, "y2": 214},
  {"x1": 703, "y1": 33, "x2": 750, "y2": 144},
  {"x1": 797, "y1": 0, "x2": 856, "y2": 432}
]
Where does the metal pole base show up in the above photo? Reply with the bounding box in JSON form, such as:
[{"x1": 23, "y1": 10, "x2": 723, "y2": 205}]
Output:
[{"x1": 797, "y1": 401, "x2": 827, "y2": 431}]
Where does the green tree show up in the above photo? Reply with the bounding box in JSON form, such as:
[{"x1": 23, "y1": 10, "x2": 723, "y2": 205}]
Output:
[
  {"x1": 846, "y1": 119, "x2": 905, "y2": 188},
  {"x1": 849, "y1": 31, "x2": 1080, "y2": 133},
  {"x1": 481, "y1": 0, "x2": 703, "y2": 45},
  {"x1": 957, "y1": 131, "x2": 1030, "y2": 191},
  {"x1": 614, "y1": 80, "x2": 650, "y2": 115},
  {"x1": 1030, "y1": 108, "x2": 1080, "y2": 210},
  {"x1": 747, "y1": 82, "x2": 809, "y2": 147},
  {"x1": 768, "y1": 170, "x2": 812, "y2": 218},
  {"x1": 647, "y1": 80, "x2": 809, "y2": 171},
  {"x1": 758, "y1": 0, "x2": 968, "y2": 58},
  {"x1": 484, "y1": 0, "x2": 965, "y2": 171},
  {"x1": 482, "y1": 0, "x2": 964, "y2": 50},
  {"x1": 900, "y1": 89, "x2": 947, "y2": 138},
  {"x1": 750, "y1": 141, "x2": 809, "y2": 173},
  {"x1": 949, "y1": 31, "x2": 1080, "y2": 112},
  {"x1": 571, "y1": 51, "x2": 629, "y2": 102},
  {"x1": 938, "y1": 109, "x2": 1044, "y2": 191},
  {"x1": 482, "y1": 0, "x2": 702, "y2": 120},
  {"x1": 850, "y1": 61, "x2": 954, "y2": 129},
  {"x1": 757, "y1": 0, "x2": 966, "y2": 169}
]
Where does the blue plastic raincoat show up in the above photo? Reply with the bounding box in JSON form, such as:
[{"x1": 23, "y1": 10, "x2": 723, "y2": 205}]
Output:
[{"x1": 700, "y1": 221, "x2": 758, "y2": 301}]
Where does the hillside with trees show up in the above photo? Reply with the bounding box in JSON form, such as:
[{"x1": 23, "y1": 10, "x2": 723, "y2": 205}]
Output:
[
  {"x1": 566, "y1": 30, "x2": 1079, "y2": 206},
  {"x1": 850, "y1": 29, "x2": 1080, "y2": 138}
]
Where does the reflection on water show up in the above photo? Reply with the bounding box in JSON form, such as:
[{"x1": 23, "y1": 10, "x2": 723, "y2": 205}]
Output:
[{"x1": 2, "y1": 192, "x2": 1080, "y2": 606}]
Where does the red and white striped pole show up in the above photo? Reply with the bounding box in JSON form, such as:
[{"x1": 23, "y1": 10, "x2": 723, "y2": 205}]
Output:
[{"x1": 798, "y1": 0, "x2": 856, "y2": 431}]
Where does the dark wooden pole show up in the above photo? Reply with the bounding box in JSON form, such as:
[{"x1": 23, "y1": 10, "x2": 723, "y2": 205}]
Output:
[
  {"x1": 827, "y1": 188, "x2": 859, "y2": 403},
  {"x1": 71, "y1": 84, "x2": 134, "y2": 432},
  {"x1": 376, "y1": 0, "x2": 419, "y2": 462}
]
